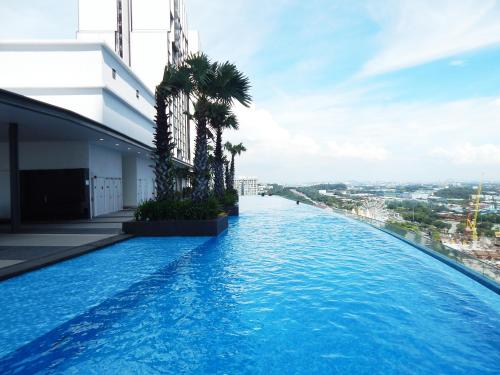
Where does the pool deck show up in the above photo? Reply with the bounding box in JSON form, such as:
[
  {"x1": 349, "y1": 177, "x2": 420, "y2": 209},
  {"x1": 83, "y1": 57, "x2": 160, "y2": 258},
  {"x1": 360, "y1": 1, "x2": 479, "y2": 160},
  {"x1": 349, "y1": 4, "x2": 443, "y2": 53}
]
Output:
[{"x1": 0, "y1": 211, "x2": 134, "y2": 280}]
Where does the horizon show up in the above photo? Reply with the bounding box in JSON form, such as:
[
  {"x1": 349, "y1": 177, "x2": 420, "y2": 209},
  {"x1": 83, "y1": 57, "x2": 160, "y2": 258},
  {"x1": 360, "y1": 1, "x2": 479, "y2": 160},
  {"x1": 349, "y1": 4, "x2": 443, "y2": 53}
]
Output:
[
  {"x1": 1, "y1": 0, "x2": 500, "y2": 182},
  {"x1": 257, "y1": 179, "x2": 498, "y2": 187}
]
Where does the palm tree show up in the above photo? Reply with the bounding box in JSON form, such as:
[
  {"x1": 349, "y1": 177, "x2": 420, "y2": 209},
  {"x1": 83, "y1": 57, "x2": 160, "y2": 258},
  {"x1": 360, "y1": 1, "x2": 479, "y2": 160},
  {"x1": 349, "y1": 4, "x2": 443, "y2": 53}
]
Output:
[
  {"x1": 176, "y1": 53, "x2": 251, "y2": 202},
  {"x1": 225, "y1": 142, "x2": 247, "y2": 191},
  {"x1": 207, "y1": 102, "x2": 238, "y2": 198},
  {"x1": 153, "y1": 64, "x2": 183, "y2": 201}
]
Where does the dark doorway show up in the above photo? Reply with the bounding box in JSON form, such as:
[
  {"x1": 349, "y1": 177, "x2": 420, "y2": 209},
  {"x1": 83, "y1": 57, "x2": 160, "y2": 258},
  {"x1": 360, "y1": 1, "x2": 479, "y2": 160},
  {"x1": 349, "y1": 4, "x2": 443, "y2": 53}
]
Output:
[{"x1": 20, "y1": 168, "x2": 90, "y2": 221}]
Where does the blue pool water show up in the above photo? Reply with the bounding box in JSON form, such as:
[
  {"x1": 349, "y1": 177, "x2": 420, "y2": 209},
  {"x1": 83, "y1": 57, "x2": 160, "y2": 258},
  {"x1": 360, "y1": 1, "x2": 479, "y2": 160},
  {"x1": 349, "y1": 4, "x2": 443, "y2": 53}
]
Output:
[{"x1": 0, "y1": 196, "x2": 499, "y2": 374}]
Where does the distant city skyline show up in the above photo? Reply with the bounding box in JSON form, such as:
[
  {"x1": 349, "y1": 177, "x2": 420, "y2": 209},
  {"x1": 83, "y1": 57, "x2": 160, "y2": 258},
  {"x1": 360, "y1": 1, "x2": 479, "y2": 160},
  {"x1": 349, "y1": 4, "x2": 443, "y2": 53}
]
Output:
[{"x1": 1, "y1": 0, "x2": 500, "y2": 183}]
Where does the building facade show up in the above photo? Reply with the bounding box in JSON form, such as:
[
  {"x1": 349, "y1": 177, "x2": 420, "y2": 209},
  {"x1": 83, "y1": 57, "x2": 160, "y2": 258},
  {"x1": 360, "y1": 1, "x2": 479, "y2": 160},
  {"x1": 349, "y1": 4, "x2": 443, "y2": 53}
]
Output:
[
  {"x1": 0, "y1": 0, "x2": 196, "y2": 227},
  {"x1": 235, "y1": 177, "x2": 258, "y2": 196},
  {"x1": 77, "y1": 0, "x2": 192, "y2": 163}
]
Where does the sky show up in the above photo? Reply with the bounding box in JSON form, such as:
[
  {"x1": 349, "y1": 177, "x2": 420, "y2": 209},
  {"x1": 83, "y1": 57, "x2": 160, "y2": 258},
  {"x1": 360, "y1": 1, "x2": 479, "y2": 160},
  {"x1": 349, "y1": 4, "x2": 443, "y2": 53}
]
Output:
[{"x1": 1, "y1": 0, "x2": 500, "y2": 184}]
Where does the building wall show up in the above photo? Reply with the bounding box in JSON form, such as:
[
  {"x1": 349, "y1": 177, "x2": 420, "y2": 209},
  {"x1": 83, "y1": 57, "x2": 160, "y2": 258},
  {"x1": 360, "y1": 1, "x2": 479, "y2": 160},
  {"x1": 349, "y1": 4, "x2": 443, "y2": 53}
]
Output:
[
  {"x1": 77, "y1": 0, "x2": 188, "y2": 94},
  {"x1": 130, "y1": 0, "x2": 171, "y2": 91},
  {"x1": 20, "y1": 142, "x2": 89, "y2": 170},
  {"x1": 4, "y1": 142, "x2": 129, "y2": 218},
  {"x1": 89, "y1": 144, "x2": 124, "y2": 216},
  {"x1": 77, "y1": 0, "x2": 118, "y2": 47},
  {"x1": 76, "y1": 0, "x2": 192, "y2": 165},
  {"x1": 0, "y1": 141, "x2": 90, "y2": 219},
  {"x1": 136, "y1": 156, "x2": 155, "y2": 204},
  {"x1": 102, "y1": 90, "x2": 154, "y2": 146},
  {"x1": 0, "y1": 138, "x2": 156, "y2": 219},
  {"x1": 89, "y1": 144, "x2": 121, "y2": 179},
  {"x1": 0, "y1": 45, "x2": 103, "y2": 89},
  {"x1": 0, "y1": 42, "x2": 157, "y2": 148},
  {"x1": 101, "y1": 50, "x2": 154, "y2": 119},
  {"x1": 122, "y1": 155, "x2": 137, "y2": 208},
  {"x1": 121, "y1": 154, "x2": 154, "y2": 207},
  {"x1": 129, "y1": 32, "x2": 169, "y2": 92},
  {"x1": 23, "y1": 90, "x2": 105, "y2": 124}
]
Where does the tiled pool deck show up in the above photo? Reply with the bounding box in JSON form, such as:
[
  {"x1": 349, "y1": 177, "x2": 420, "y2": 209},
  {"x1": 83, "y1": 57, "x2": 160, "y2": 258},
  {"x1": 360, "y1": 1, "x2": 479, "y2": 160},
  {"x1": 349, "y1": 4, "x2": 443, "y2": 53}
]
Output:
[{"x1": 0, "y1": 211, "x2": 134, "y2": 280}]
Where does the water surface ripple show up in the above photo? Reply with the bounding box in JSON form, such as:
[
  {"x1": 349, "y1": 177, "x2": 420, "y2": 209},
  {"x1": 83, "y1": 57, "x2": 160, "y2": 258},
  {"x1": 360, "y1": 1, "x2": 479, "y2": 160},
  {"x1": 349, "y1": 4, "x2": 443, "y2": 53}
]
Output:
[{"x1": 0, "y1": 196, "x2": 499, "y2": 374}]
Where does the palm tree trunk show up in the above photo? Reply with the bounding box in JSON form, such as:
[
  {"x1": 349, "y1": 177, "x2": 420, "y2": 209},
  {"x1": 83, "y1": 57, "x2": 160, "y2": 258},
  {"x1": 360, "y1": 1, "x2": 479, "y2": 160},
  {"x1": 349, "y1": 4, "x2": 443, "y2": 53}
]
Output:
[
  {"x1": 152, "y1": 91, "x2": 176, "y2": 201},
  {"x1": 192, "y1": 117, "x2": 209, "y2": 202},
  {"x1": 214, "y1": 127, "x2": 224, "y2": 198},
  {"x1": 229, "y1": 154, "x2": 236, "y2": 191},
  {"x1": 224, "y1": 161, "x2": 230, "y2": 190}
]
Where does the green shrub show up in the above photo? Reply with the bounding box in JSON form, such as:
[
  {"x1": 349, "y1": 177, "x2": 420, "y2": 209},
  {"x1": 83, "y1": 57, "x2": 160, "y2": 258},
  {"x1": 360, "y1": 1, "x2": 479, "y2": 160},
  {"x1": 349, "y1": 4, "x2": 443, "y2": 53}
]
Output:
[
  {"x1": 135, "y1": 197, "x2": 223, "y2": 221},
  {"x1": 181, "y1": 186, "x2": 193, "y2": 199},
  {"x1": 431, "y1": 230, "x2": 441, "y2": 242},
  {"x1": 386, "y1": 220, "x2": 419, "y2": 233},
  {"x1": 219, "y1": 189, "x2": 239, "y2": 207}
]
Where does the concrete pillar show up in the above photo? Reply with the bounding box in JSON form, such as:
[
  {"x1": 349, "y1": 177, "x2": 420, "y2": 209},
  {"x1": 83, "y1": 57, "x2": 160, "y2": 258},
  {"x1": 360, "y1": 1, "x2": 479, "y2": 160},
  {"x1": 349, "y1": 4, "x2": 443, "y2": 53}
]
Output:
[
  {"x1": 122, "y1": 155, "x2": 137, "y2": 208},
  {"x1": 9, "y1": 123, "x2": 21, "y2": 232}
]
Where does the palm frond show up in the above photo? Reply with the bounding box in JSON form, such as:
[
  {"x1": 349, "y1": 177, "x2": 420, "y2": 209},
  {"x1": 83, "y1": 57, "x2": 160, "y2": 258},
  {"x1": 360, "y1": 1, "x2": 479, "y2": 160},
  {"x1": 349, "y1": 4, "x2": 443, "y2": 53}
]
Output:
[
  {"x1": 158, "y1": 64, "x2": 191, "y2": 97},
  {"x1": 183, "y1": 53, "x2": 213, "y2": 92},
  {"x1": 206, "y1": 101, "x2": 239, "y2": 131},
  {"x1": 235, "y1": 142, "x2": 247, "y2": 155},
  {"x1": 224, "y1": 141, "x2": 234, "y2": 153},
  {"x1": 212, "y1": 61, "x2": 252, "y2": 107},
  {"x1": 224, "y1": 114, "x2": 239, "y2": 131}
]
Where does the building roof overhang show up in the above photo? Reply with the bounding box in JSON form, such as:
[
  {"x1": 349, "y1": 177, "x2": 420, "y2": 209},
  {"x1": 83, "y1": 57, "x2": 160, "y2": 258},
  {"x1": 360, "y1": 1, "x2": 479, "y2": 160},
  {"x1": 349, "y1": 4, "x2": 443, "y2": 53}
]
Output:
[{"x1": 0, "y1": 89, "x2": 192, "y2": 169}]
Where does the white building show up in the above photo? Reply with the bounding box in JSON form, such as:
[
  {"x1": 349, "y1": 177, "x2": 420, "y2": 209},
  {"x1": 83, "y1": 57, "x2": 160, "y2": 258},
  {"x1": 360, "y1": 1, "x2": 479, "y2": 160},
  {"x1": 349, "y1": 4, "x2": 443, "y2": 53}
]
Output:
[
  {"x1": 257, "y1": 183, "x2": 272, "y2": 195},
  {"x1": 236, "y1": 177, "x2": 258, "y2": 196},
  {"x1": 77, "y1": 0, "x2": 193, "y2": 162},
  {"x1": 0, "y1": 0, "x2": 196, "y2": 229}
]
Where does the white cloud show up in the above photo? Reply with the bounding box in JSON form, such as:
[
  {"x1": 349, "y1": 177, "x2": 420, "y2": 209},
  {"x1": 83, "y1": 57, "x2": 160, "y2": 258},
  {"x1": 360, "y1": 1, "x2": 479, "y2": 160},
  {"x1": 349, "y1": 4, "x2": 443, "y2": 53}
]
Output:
[
  {"x1": 223, "y1": 93, "x2": 500, "y2": 183},
  {"x1": 227, "y1": 104, "x2": 322, "y2": 158},
  {"x1": 450, "y1": 59, "x2": 466, "y2": 67},
  {"x1": 327, "y1": 142, "x2": 390, "y2": 160},
  {"x1": 429, "y1": 143, "x2": 500, "y2": 165},
  {"x1": 360, "y1": 0, "x2": 500, "y2": 76},
  {"x1": 184, "y1": 0, "x2": 500, "y2": 182},
  {"x1": 228, "y1": 102, "x2": 392, "y2": 163}
]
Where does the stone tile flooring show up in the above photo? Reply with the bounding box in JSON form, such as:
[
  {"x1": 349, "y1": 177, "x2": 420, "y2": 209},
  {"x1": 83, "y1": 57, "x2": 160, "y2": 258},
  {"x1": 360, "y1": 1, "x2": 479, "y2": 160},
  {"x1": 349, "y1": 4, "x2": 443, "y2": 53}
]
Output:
[{"x1": 0, "y1": 210, "x2": 134, "y2": 276}]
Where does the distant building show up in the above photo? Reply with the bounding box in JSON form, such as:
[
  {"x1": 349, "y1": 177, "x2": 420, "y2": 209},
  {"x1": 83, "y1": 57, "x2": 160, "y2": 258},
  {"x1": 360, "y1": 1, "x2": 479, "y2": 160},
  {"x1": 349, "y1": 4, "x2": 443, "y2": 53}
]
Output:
[
  {"x1": 257, "y1": 183, "x2": 272, "y2": 194},
  {"x1": 236, "y1": 177, "x2": 258, "y2": 196},
  {"x1": 409, "y1": 191, "x2": 431, "y2": 200},
  {"x1": 319, "y1": 189, "x2": 347, "y2": 197}
]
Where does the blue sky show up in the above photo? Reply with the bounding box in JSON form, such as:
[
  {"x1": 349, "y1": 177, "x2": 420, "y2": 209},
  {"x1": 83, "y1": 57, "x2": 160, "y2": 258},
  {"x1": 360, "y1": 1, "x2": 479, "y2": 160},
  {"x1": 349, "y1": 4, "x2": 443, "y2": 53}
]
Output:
[{"x1": 1, "y1": 0, "x2": 500, "y2": 183}]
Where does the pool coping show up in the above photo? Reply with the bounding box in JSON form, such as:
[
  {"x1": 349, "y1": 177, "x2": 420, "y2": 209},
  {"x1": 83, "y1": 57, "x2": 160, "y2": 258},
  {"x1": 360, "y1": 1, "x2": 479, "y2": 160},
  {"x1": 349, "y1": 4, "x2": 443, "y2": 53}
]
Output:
[{"x1": 0, "y1": 234, "x2": 133, "y2": 281}]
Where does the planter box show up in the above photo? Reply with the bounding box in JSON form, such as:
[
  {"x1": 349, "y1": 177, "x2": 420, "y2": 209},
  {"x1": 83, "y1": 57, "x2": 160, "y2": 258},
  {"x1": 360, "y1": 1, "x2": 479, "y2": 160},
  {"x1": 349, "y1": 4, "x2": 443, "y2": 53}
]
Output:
[
  {"x1": 224, "y1": 204, "x2": 239, "y2": 216},
  {"x1": 122, "y1": 215, "x2": 228, "y2": 236}
]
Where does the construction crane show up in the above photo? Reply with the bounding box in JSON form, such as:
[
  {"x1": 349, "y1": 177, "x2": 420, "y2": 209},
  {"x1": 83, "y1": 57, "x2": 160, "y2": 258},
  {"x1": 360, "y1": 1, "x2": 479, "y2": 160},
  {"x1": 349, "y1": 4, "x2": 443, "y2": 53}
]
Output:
[{"x1": 466, "y1": 179, "x2": 483, "y2": 242}]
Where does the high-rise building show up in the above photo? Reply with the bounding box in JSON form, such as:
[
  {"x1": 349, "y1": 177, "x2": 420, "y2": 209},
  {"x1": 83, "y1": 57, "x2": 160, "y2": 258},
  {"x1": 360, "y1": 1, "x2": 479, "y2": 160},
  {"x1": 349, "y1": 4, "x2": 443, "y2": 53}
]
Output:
[
  {"x1": 77, "y1": 0, "x2": 193, "y2": 163},
  {"x1": 236, "y1": 177, "x2": 259, "y2": 196},
  {"x1": 0, "y1": 0, "x2": 198, "y2": 225}
]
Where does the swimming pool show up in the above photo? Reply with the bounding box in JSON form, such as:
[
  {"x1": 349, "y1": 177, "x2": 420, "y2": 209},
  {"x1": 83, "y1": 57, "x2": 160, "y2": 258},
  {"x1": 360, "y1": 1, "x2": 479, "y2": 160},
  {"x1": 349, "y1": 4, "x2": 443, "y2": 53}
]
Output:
[{"x1": 0, "y1": 196, "x2": 499, "y2": 374}]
